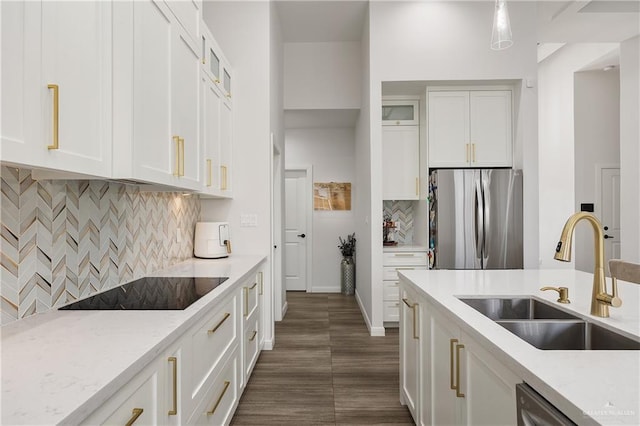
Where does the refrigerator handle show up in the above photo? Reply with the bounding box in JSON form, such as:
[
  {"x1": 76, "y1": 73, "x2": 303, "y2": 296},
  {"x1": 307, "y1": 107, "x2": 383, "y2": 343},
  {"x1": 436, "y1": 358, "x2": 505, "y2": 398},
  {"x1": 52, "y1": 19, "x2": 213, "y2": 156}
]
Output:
[
  {"x1": 474, "y1": 178, "x2": 484, "y2": 260},
  {"x1": 482, "y1": 173, "x2": 491, "y2": 259}
]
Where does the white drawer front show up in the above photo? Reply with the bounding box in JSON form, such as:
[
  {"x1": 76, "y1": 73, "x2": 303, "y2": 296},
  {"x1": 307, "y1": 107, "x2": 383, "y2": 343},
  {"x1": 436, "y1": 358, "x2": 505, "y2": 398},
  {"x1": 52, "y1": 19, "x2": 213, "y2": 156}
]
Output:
[
  {"x1": 188, "y1": 349, "x2": 239, "y2": 426},
  {"x1": 383, "y1": 266, "x2": 428, "y2": 280},
  {"x1": 244, "y1": 312, "x2": 260, "y2": 378},
  {"x1": 383, "y1": 300, "x2": 400, "y2": 322},
  {"x1": 383, "y1": 281, "x2": 400, "y2": 301},
  {"x1": 190, "y1": 294, "x2": 237, "y2": 401},
  {"x1": 383, "y1": 251, "x2": 428, "y2": 266}
]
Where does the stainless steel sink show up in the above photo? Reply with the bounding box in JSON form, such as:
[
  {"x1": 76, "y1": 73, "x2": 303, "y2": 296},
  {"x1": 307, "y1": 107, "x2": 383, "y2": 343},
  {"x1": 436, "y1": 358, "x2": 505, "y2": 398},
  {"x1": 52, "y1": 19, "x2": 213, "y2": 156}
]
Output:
[
  {"x1": 497, "y1": 320, "x2": 640, "y2": 350},
  {"x1": 458, "y1": 297, "x2": 580, "y2": 320},
  {"x1": 458, "y1": 297, "x2": 640, "y2": 350}
]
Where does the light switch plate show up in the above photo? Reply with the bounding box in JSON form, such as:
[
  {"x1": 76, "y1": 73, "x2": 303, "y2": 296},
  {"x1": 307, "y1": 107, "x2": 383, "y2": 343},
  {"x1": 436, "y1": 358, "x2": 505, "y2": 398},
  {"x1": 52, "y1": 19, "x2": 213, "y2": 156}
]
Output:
[{"x1": 240, "y1": 214, "x2": 258, "y2": 227}]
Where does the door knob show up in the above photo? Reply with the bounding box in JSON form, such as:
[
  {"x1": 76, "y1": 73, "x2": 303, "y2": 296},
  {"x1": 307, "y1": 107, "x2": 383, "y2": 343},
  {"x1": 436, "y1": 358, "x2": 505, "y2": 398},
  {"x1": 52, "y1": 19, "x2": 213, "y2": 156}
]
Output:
[
  {"x1": 297, "y1": 233, "x2": 306, "y2": 238},
  {"x1": 604, "y1": 234, "x2": 614, "y2": 239}
]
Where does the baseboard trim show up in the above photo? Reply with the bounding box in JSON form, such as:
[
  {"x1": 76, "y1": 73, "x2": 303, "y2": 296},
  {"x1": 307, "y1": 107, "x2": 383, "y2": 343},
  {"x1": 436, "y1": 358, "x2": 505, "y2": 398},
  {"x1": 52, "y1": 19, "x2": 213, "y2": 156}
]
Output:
[
  {"x1": 355, "y1": 290, "x2": 385, "y2": 337},
  {"x1": 311, "y1": 286, "x2": 341, "y2": 293},
  {"x1": 263, "y1": 339, "x2": 274, "y2": 350}
]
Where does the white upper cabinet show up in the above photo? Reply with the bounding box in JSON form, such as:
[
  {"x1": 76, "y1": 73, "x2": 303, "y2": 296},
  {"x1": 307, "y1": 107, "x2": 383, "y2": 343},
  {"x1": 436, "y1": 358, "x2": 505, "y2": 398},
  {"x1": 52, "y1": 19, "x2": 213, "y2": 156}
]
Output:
[
  {"x1": 201, "y1": 75, "x2": 222, "y2": 196},
  {"x1": 1, "y1": 1, "x2": 112, "y2": 177},
  {"x1": 113, "y1": 0, "x2": 201, "y2": 191},
  {"x1": 165, "y1": 0, "x2": 201, "y2": 44},
  {"x1": 382, "y1": 100, "x2": 419, "y2": 126},
  {"x1": 382, "y1": 126, "x2": 419, "y2": 200},
  {"x1": 428, "y1": 90, "x2": 512, "y2": 168}
]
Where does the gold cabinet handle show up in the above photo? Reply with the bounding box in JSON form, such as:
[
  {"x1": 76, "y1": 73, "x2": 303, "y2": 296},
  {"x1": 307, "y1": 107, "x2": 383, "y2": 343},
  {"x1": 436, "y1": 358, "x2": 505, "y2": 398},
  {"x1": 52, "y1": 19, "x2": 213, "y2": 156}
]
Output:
[
  {"x1": 249, "y1": 282, "x2": 258, "y2": 290},
  {"x1": 206, "y1": 159, "x2": 212, "y2": 187},
  {"x1": 243, "y1": 287, "x2": 249, "y2": 317},
  {"x1": 249, "y1": 330, "x2": 257, "y2": 342},
  {"x1": 220, "y1": 165, "x2": 227, "y2": 190},
  {"x1": 394, "y1": 253, "x2": 415, "y2": 257},
  {"x1": 173, "y1": 136, "x2": 180, "y2": 176},
  {"x1": 206, "y1": 381, "x2": 231, "y2": 416},
  {"x1": 179, "y1": 137, "x2": 185, "y2": 177},
  {"x1": 168, "y1": 357, "x2": 178, "y2": 416},
  {"x1": 396, "y1": 267, "x2": 415, "y2": 270},
  {"x1": 208, "y1": 312, "x2": 231, "y2": 334},
  {"x1": 125, "y1": 408, "x2": 144, "y2": 426},
  {"x1": 455, "y1": 343, "x2": 465, "y2": 398},
  {"x1": 472, "y1": 143, "x2": 476, "y2": 163},
  {"x1": 465, "y1": 143, "x2": 469, "y2": 162},
  {"x1": 225, "y1": 93, "x2": 232, "y2": 99},
  {"x1": 449, "y1": 338, "x2": 458, "y2": 390},
  {"x1": 258, "y1": 272, "x2": 263, "y2": 295},
  {"x1": 47, "y1": 84, "x2": 59, "y2": 150},
  {"x1": 415, "y1": 177, "x2": 419, "y2": 196},
  {"x1": 401, "y1": 298, "x2": 418, "y2": 339}
]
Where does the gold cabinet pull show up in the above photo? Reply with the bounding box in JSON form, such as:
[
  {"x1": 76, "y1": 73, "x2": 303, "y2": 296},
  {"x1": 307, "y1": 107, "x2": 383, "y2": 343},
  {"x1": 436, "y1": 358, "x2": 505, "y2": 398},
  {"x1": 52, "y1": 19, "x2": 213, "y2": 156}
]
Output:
[
  {"x1": 220, "y1": 165, "x2": 227, "y2": 190},
  {"x1": 47, "y1": 84, "x2": 59, "y2": 149},
  {"x1": 449, "y1": 338, "x2": 458, "y2": 390},
  {"x1": 394, "y1": 253, "x2": 415, "y2": 257},
  {"x1": 179, "y1": 137, "x2": 185, "y2": 176},
  {"x1": 249, "y1": 282, "x2": 258, "y2": 290},
  {"x1": 206, "y1": 159, "x2": 212, "y2": 187},
  {"x1": 401, "y1": 298, "x2": 418, "y2": 339},
  {"x1": 173, "y1": 136, "x2": 180, "y2": 176},
  {"x1": 168, "y1": 357, "x2": 178, "y2": 415},
  {"x1": 396, "y1": 267, "x2": 415, "y2": 270},
  {"x1": 472, "y1": 143, "x2": 476, "y2": 163},
  {"x1": 465, "y1": 143, "x2": 469, "y2": 162},
  {"x1": 125, "y1": 408, "x2": 144, "y2": 426},
  {"x1": 208, "y1": 312, "x2": 231, "y2": 334},
  {"x1": 455, "y1": 343, "x2": 465, "y2": 398},
  {"x1": 243, "y1": 287, "x2": 249, "y2": 317},
  {"x1": 206, "y1": 381, "x2": 231, "y2": 416},
  {"x1": 249, "y1": 330, "x2": 257, "y2": 342},
  {"x1": 258, "y1": 272, "x2": 263, "y2": 295},
  {"x1": 415, "y1": 177, "x2": 419, "y2": 196}
]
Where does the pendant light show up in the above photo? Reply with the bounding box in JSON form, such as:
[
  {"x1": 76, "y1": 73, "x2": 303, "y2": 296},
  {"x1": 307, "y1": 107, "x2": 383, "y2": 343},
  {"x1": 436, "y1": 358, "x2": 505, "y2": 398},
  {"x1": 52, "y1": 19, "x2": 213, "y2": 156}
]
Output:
[{"x1": 491, "y1": 0, "x2": 513, "y2": 50}]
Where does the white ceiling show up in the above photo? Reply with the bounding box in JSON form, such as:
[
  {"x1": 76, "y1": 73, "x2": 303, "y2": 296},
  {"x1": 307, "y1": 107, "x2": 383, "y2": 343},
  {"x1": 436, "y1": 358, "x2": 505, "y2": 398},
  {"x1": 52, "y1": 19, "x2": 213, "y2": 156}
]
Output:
[{"x1": 278, "y1": 0, "x2": 638, "y2": 128}]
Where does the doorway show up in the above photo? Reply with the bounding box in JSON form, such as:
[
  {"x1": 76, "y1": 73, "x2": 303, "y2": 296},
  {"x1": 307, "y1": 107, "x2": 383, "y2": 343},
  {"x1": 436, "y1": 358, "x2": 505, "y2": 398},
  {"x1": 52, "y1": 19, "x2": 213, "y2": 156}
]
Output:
[
  {"x1": 597, "y1": 165, "x2": 621, "y2": 276},
  {"x1": 285, "y1": 167, "x2": 312, "y2": 292}
]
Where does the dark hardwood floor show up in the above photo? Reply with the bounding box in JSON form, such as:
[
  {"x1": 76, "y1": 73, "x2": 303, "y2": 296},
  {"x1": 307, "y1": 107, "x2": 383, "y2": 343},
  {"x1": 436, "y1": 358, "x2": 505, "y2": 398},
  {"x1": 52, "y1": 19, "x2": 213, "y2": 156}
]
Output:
[{"x1": 231, "y1": 292, "x2": 414, "y2": 425}]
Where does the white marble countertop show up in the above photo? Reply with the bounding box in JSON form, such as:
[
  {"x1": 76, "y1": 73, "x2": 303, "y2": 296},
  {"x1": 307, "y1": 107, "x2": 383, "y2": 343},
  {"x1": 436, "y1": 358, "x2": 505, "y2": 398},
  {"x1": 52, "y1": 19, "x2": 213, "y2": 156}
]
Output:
[
  {"x1": 383, "y1": 244, "x2": 428, "y2": 252},
  {"x1": 399, "y1": 268, "x2": 640, "y2": 426},
  {"x1": 1, "y1": 255, "x2": 266, "y2": 425}
]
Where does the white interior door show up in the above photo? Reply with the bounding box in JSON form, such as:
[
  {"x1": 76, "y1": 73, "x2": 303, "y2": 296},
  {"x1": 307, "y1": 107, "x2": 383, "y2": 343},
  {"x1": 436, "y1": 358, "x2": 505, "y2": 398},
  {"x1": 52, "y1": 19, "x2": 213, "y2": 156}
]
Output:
[
  {"x1": 285, "y1": 169, "x2": 308, "y2": 291},
  {"x1": 599, "y1": 166, "x2": 621, "y2": 275}
]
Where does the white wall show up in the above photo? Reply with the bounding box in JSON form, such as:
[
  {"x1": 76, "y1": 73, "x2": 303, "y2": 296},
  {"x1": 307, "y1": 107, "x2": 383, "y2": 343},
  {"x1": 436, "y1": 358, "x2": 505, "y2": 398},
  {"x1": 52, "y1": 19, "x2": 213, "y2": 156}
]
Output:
[
  {"x1": 201, "y1": 1, "x2": 275, "y2": 345},
  {"x1": 538, "y1": 43, "x2": 619, "y2": 269},
  {"x1": 285, "y1": 128, "x2": 356, "y2": 292},
  {"x1": 284, "y1": 42, "x2": 361, "y2": 110},
  {"x1": 354, "y1": 8, "x2": 375, "y2": 334},
  {"x1": 365, "y1": 1, "x2": 538, "y2": 333},
  {"x1": 269, "y1": 1, "x2": 286, "y2": 324},
  {"x1": 620, "y1": 35, "x2": 640, "y2": 263},
  {"x1": 574, "y1": 70, "x2": 620, "y2": 273}
]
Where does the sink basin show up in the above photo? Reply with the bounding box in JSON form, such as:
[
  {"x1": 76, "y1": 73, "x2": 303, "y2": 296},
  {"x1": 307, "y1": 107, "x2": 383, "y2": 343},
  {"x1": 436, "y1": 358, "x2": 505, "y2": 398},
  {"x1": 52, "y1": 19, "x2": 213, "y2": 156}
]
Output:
[
  {"x1": 457, "y1": 296, "x2": 640, "y2": 350},
  {"x1": 496, "y1": 320, "x2": 640, "y2": 350},
  {"x1": 458, "y1": 297, "x2": 580, "y2": 320}
]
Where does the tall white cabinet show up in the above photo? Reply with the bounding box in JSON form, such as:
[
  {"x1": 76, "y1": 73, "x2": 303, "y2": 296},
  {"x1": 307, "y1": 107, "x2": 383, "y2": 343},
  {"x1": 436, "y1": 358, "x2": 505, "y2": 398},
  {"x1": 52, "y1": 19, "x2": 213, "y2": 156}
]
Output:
[
  {"x1": 382, "y1": 99, "x2": 420, "y2": 200},
  {"x1": 1, "y1": 1, "x2": 112, "y2": 177},
  {"x1": 428, "y1": 90, "x2": 512, "y2": 168}
]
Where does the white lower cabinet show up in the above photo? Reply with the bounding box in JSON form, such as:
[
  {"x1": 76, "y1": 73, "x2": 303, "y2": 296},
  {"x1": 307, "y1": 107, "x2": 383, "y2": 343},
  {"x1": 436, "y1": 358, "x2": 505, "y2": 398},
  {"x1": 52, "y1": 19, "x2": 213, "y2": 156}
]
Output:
[
  {"x1": 83, "y1": 358, "x2": 162, "y2": 425},
  {"x1": 81, "y1": 265, "x2": 265, "y2": 426},
  {"x1": 399, "y1": 280, "x2": 521, "y2": 426},
  {"x1": 383, "y1": 251, "x2": 427, "y2": 324}
]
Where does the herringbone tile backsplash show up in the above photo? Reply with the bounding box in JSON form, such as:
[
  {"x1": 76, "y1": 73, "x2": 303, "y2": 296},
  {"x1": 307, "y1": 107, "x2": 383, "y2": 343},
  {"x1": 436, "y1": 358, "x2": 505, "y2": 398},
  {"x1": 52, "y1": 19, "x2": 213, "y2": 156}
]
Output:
[
  {"x1": 0, "y1": 166, "x2": 201, "y2": 325},
  {"x1": 383, "y1": 200, "x2": 414, "y2": 244}
]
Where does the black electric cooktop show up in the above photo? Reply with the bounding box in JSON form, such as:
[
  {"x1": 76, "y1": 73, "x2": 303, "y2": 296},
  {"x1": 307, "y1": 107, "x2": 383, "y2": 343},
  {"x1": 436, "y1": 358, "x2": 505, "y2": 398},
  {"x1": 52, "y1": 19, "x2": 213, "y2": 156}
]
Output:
[{"x1": 59, "y1": 276, "x2": 229, "y2": 310}]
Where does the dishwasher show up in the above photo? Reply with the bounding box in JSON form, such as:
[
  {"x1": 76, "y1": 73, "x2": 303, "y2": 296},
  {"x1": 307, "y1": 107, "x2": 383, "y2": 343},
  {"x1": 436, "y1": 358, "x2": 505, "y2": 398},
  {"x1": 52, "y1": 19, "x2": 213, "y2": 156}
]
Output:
[{"x1": 516, "y1": 383, "x2": 576, "y2": 426}]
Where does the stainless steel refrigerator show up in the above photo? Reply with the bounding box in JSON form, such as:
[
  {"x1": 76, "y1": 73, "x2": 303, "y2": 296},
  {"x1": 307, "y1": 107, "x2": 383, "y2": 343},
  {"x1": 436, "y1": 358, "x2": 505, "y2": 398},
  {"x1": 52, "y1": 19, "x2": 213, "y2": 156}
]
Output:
[{"x1": 429, "y1": 169, "x2": 523, "y2": 269}]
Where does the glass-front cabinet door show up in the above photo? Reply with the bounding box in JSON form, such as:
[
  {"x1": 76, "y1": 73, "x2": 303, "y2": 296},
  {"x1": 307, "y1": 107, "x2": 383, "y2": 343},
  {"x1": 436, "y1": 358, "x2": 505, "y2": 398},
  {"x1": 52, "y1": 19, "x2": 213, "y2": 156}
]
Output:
[{"x1": 382, "y1": 100, "x2": 419, "y2": 126}]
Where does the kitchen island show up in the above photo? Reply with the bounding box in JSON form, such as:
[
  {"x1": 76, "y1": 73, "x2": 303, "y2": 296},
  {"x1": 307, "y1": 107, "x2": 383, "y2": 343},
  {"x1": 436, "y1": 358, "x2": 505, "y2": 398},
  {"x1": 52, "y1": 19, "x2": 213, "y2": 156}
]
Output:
[
  {"x1": 399, "y1": 268, "x2": 640, "y2": 425},
  {"x1": 1, "y1": 255, "x2": 266, "y2": 425}
]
